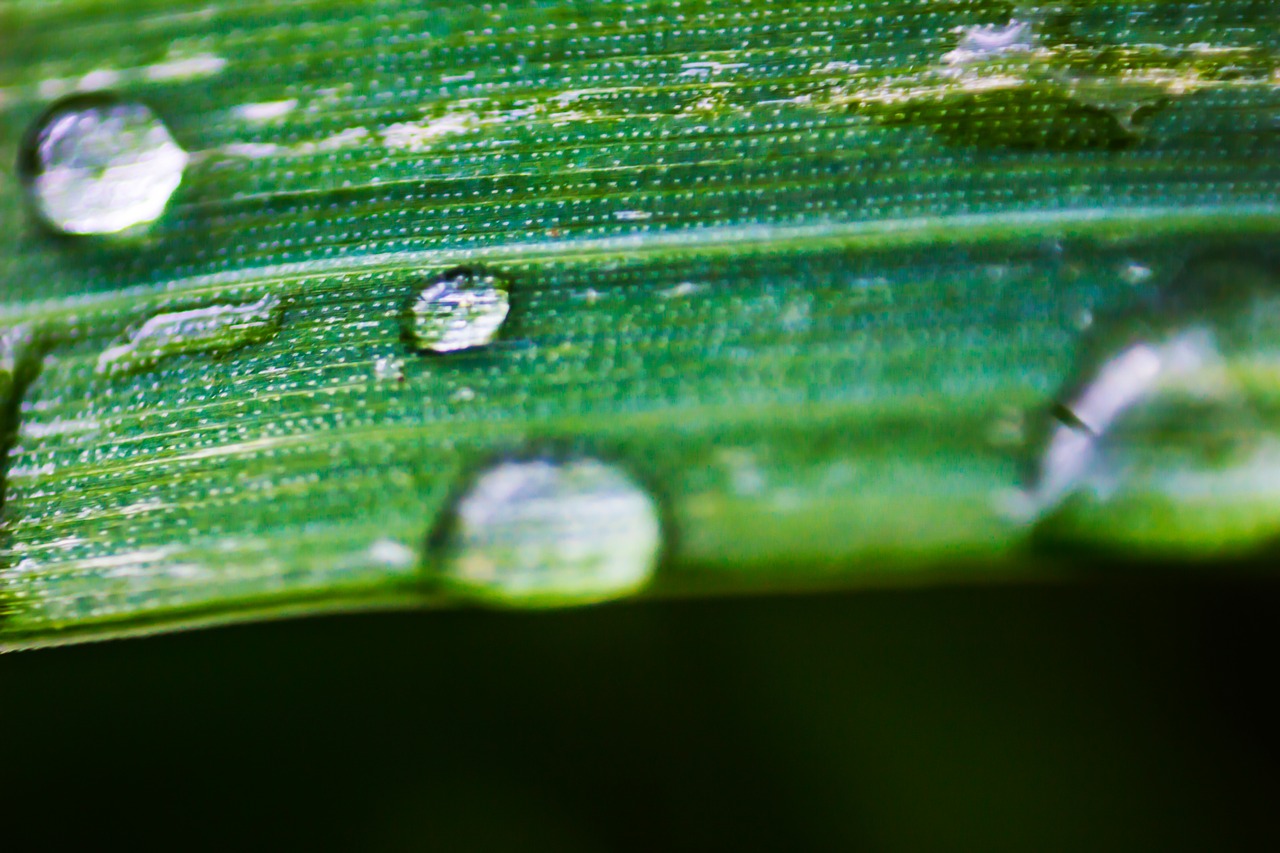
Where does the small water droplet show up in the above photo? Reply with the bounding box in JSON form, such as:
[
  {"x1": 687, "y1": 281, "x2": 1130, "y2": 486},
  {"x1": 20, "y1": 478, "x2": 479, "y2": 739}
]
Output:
[
  {"x1": 943, "y1": 20, "x2": 1034, "y2": 65},
  {"x1": 403, "y1": 267, "x2": 510, "y2": 353},
  {"x1": 373, "y1": 355, "x2": 405, "y2": 381},
  {"x1": 367, "y1": 538, "x2": 416, "y2": 570},
  {"x1": 440, "y1": 458, "x2": 661, "y2": 607},
  {"x1": 96, "y1": 296, "x2": 282, "y2": 376},
  {"x1": 659, "y1": 281, "x2": 706, "y2": 299},
  {"x1": 20, "y1": 95, "x2": 188, "y2": 235},
  {"x1": 1121, "y1": 261, "x2": 1155, "y2": 285}
]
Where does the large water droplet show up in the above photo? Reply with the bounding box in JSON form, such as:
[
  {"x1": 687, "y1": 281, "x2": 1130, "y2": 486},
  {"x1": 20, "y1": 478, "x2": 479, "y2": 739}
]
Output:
[
  {"x1": 440, "y1": 458, "x2": 661, "y2": 607},
  {"x1": 403, "y1": 267, "x2": 510, "y2": 353},
  {"x1": 1017, "y1": 248, "x2": 1280, "y2": 553},
  {"x1": 1022, "y1": 329, "x2": 1219, "y2": 516},
  {"x1": 19, "y1": 95, "x2": 188, "y2": 235},
  {"x1": 96, "y1": 296, "x2": 282, "y2": 376}
]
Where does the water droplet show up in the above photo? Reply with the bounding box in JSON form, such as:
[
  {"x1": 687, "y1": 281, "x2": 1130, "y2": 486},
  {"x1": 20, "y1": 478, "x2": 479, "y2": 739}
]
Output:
[
  {"x1": 440, "y1": 458, "x2": 661, "y2": 607},
  {"x1": 943, "y1": 20, "x2": 1034, "y2": 65},
  {"x1": 367, "y1": 538, "x2": 416, "y2": 570},
  {"x1": 96, "y1": 296, "x2": 282, "y2": 376},
  {"x1": 659, "y1": 281, "x2": 706, "y2": 299},
  {"x1": 20, "y1": 95, "x2": 188, "y2": 235},
  {"x1": 403, "y1": 267, "x2": 510, "y2": 353},
  {"x1": 1022, "y1": 330, "x2": 1220, "y2": 516},
  {"x1": 1121, "y1": 261, "x2": 1155, "y2": 285},
  {"x1": 1016, "y1": 248, "x2": 1280, "y2": 551},
  {"x1": 373, "y1": 355, "x2": 405, "y2": 381}
]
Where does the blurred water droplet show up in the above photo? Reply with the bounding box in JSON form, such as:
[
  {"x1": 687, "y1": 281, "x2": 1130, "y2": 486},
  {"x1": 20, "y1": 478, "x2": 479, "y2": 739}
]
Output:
[
  {"x1": 1016, "y1": 248, "x2": 1280, "y2": 552},
  {"x1": 440, "y1": 458, "x2": 660, "y2": 607},
  {"x1": 1121, "y1": 261, "x2": 1154, "y2": 285},
  {"x1": 367, "y1": 538, "x2": 416, "y2": 570},
  {"x1": 943, "y1": 20, "x2": 1033, "y2": 65},
  {"x1": 373, "y1": 355, "x2": 405, "y2": 381},
  {"x1": 404, "y1": 267, "x2": 510, "y2": 353},
  {"x1": 97, "y1": 296, "x2": 282, "y2": 376},
  {"x1": 1022, "y1": 330, "x2": 1220, "y2": 516},
  {"x1": 20, "y1": 95, "x2": 188, "y2": 235}
]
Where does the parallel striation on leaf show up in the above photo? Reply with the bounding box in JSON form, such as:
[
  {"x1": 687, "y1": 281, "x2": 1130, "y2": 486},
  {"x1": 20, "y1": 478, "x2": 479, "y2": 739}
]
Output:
[{"x1": 0, "y1": 1, "x2": 1278, "y2": 647}]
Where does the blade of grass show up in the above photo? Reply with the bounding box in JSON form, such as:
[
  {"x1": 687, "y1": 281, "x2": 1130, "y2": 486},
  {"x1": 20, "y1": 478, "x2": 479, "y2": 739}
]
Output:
[{"x1": 1, "y1": 0, "x2": 1278, "y2": 648}]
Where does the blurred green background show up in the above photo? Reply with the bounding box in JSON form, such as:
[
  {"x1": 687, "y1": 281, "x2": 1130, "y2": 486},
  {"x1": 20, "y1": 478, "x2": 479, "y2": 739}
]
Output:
[{"x1": 2, "y1": 577, "x2": 1277, "y2": 851}]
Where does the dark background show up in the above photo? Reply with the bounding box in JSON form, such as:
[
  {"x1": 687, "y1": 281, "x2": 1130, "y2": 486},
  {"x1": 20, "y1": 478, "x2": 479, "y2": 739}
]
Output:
[{"x1": 1, "y1": 579, "x2": 1277, "y2": 851}]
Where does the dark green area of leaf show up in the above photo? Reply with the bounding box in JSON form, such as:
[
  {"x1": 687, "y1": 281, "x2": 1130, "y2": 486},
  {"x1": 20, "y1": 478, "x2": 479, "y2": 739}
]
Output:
[{"x1": 866, "y1": 88, "x2": 1150, "y2": 151}]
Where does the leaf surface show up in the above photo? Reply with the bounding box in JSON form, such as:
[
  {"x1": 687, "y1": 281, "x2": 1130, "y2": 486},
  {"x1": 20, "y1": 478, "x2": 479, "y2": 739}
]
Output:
[{"x1": 1, "y1": 0, "x2": 1278, "y2": 648}]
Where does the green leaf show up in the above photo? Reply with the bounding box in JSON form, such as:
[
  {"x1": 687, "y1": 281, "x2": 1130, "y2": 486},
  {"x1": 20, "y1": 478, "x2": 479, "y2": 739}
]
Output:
[{"x1": 1, "y1": 0, "x2": 1278, "y2": 649}]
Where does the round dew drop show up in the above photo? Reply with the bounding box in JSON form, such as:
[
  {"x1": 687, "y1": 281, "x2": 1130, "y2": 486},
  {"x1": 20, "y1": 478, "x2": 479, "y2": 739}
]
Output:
[
  {"x1": 404, "y1": 267, "x2": 510, "y2": 353},
  {"x1": 441, "y1": 458, "x2": 661, "y2": 607},
  {"x1": 20, "y1": 95, "x2": 188, "y2": 236}
]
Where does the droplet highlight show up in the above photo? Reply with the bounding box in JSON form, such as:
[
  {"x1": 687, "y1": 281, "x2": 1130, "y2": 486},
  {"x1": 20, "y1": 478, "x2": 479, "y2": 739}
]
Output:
[
  {"x1": 96, "y1": 296, "x2": 282, "y2": 376},
  {"x1": 403, "y1": 267, "x2": 510, "y2": 353},
  {"x1": 20, "y1": 95, "x2": 188, "y2": 235},
  {"x1": 440, "y1": 458, "x2": 661, "y2": 607}
]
